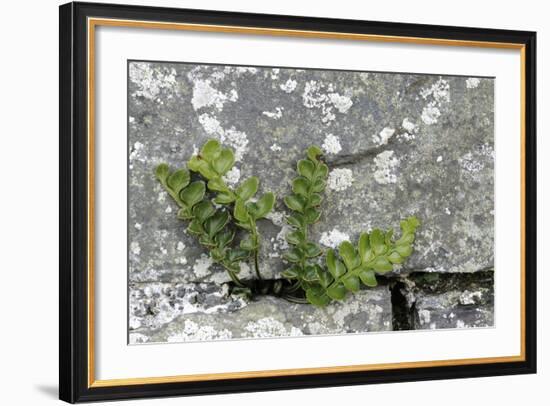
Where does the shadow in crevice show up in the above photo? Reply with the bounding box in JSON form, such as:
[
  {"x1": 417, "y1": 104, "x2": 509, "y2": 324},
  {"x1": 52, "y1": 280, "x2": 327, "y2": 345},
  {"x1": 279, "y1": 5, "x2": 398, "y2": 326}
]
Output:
[{"x1": 390, "y1": 280, "x2": 414, "y2": 331}]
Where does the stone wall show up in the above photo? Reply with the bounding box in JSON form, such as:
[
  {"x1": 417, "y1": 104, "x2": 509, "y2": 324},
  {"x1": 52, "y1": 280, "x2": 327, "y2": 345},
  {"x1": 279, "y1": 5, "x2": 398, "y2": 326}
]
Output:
[{"x1": 128, "y1": 61, "x2": 494, "y2": 344}]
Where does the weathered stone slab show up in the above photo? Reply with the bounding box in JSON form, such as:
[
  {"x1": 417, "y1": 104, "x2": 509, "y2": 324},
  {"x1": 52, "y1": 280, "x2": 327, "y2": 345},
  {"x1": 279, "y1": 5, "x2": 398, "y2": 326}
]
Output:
[
  {"x1": 399, "y1": 272, "x2": 494, "y2": 330},
  {"x1": 128, "y1": 61, "x2": 494, "y2": 343},
  {"x1": 129, "y1": 283, "x2": 392, "y2": 343},
  {"x1": 128, "y1": 62, "x2": 494, "y2": 284},
  {"x1": 128, "y1": 282, "x2": 247, "y2": 331}
]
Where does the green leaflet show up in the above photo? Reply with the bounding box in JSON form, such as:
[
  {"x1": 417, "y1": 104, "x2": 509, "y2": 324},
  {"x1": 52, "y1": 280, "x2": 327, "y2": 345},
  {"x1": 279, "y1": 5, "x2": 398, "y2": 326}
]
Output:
[
  {"x1": 155, "y1": 164, "x2": 190, "y2": 207},
  {"x1": 167, "y1": 169, "x2": 190, "y2": 194},
  {"x1": 236, "y1": 177, "x2": 259, "y2": 201},
  {"x1": 326, "y1": 249, "x2": 346, "y2": 279},
  {"x1": 246, "y1": 192, "x2": 275, "y2": 220},
  {"x1": 200, "y1": 139, "x2": 222, "y2": 161},
  {"x1": 188, "y1": 139, "x2": 235, "y2": 179},
  {"x1": 155, "y1": 163, "x2": 170, "y2": 183},
  {"x1": 204, "y1": 210, "x2": 230, "y2": 238},
  {"x1": 192, "y1": 201, "x2": 216, "y2": 222},
  {"x1": 211, "y1": 149, "x2": 235, "y2": 175},
  {"x1": 179, "y1": 181, "x2": 206, "y2": 208},
  {"x1": 305, "y1": 286, "x2": 331, "y2": 307}
]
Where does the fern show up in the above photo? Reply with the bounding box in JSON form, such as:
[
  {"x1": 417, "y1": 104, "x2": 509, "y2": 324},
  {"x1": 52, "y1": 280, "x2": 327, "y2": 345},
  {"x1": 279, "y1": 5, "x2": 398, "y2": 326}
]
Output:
[
  {"x1": 282, "y1": 146, "x2": 420, "y2": 306},
  {"x1": 155, "y1": 139, "x2": 420, "y2": 306}
]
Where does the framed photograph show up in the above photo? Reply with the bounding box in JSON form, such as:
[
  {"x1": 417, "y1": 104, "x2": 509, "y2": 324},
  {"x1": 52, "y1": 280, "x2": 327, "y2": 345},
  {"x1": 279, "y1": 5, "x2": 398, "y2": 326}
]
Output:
[{"x1": 59, "y1": 1, "x2": 536, "y2": 403}]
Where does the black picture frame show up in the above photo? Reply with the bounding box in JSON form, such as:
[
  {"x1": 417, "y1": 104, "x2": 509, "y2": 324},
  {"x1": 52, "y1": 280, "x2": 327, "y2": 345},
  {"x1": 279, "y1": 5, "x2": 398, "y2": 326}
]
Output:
[{"x1": 59, "y1": 1, "x2": 537, "y2": 403}]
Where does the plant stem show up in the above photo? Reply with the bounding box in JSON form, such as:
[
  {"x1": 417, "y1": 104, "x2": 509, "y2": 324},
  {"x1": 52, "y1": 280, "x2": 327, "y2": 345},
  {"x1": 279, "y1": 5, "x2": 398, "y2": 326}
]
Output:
[
  {"x1": 283, "y1": 294, "x2": 309, "y2": 304},
  {"x1": 249, "y1": 217, "x2": 263, "y2": 281},
  {"x1": 223, "y1": 264, "x2": 246, "y2": 288},
  {"x1": 254, "y1": 250, "x2": 261, "y2": 280},
  {"x1": 284, "y1": 280, "x2": 302, "y2": 294}
]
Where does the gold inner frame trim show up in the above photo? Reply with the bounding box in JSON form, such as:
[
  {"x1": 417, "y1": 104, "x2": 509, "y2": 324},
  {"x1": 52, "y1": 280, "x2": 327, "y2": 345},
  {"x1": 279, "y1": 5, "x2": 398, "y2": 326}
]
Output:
[{"x1": 87, "y1": 17, "x2": 527, "y2": 388}]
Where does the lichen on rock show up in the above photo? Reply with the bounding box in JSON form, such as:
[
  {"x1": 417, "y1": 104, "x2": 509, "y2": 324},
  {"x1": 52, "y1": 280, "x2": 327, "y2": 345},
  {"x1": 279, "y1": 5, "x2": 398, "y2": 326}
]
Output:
[{"x1": 128, "y1": 60, "x2": 494, "y2": 343}]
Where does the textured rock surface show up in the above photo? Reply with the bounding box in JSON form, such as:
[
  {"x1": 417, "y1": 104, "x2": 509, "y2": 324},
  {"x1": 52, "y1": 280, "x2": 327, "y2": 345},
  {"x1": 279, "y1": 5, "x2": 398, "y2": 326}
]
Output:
[
  {"x1": 398, "y1": 272, "x2": 494, "y2": 330},
  {"x1": 128, "y1": 61, "x2": 494, "y2": 343},
  {"x1": 130, "y1": 284, "x2": 392, "y2": 344}
]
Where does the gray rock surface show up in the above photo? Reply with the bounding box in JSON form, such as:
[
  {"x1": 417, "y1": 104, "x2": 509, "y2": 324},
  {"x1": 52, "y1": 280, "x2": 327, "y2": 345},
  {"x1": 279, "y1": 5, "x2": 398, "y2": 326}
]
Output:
[
  {"x1": 128, "y1": 61, "x2": 494, "y2": 343},
  {"x1": 400, "y1": 272, "x2": 494, "y2": 330},
  {"x1": 130, "y1": 284, "x2": 392, "y2": 343}
]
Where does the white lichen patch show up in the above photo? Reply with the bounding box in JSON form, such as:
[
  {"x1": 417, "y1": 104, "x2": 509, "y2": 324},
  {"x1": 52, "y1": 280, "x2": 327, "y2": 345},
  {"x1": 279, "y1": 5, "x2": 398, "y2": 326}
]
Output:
[
  {"x1": 188, "y1": 65, "x2": 219, "y2": 83},
  {"x1": 129, "y1": 62, "x2": 177, "y2": 101},
  {"x1": 459, "y1": 151, "x2": 485, "y2": 173},
  {"x1": 274, "y1": 224, "x2": 292, "y2": 254},
  {"x1": 321, "y1": 134, "x2": 342, "y2": 154},
  {"x1": 129, "y1": 284, "x2": 232, "y2": 332},
  {"x1": 129, "y1": 333, "x2": 150, "y2": 344},
  {"x1": 236, "y1": 66, "x2": 258, "y2": 75},
  {"x1": 208, "y1": 269, "x2": 229, "y2": 284},
  {"x1": 419, "y1": 78, "x2": 450, "y2": 125},
  {"x1": 479, "y1": 143, "x2": 495, "y2": 160},
  {"x1": 266, "y1": 210, "x2": 291, "y2": 255},
  {"x1": 319, "y1": 229, "x2": 350, "y2": 248},
  {"x1": 175, "y1": 256, "x2": 188, "y2": 265},
  {"x1": 270, "y1": 68, "x2": 280, "y2": 80},
  {"x1": 197, "y1": 114, "x2": 249, "y2": 161},
  {"x1": 328, "y1": 93, "x2": 353, "y2": 113},
  {"x1": 238, "y1": 261, "x2": 254, "y2": 279},
  {"x1": 420, "y1": 78, "x2": 450, "y2": 104},
  {"x1": 129, "y1": 141, "x2": 144, "y2": 163},
  {"x1": 373, "y1": 150, "x2": 399, "y2": 184},
  {"x1": 130, "y1": 241, "x2": 141, "y2": 256},
  {"x1": 466, "y1": 77, "x2": 481, "y2": 89},
  {"x1": 222, "y1": 166, "x2": 241, "y2": 186},
  {"x1": 421, "y1": 104, "x2": 441, "y2": 125},
  {"x1": 302, "y1": 80, "x2": 353, "y2": 124},
  {"x1": 198, "y1": 113, "x2": 223, "y2": 136},
  {"x1": 191, "y1": 80, "x2": 228, "y2": 111},
  {"x1": 302, "y1": 80, "x2": 326, "y2": 109},
  {"x1": 280, "y1": 78, "x2": 297, "y2": 93},
  {"x1": 243, "y1": 317, "x2": 302, "y2": 338},
  {"x1": 459, "y1": 290, "x2": 482, "y2": 305},
  {"x1": 402, "y1": 118, "x2": 417, "y2": 132},
  {"x1": 399, "y1": 118, "x2": 418, "y2": 141},
  {"x1": 222, "y1": 128, "x2": 249, "y2": 162},
  {"x1": 167, "y1": 320, "x2": 233, "y2": 342},
  {"x1": 192, "y1": 254, "x2": 213, "y2": 278},
  {"x1": 176, "y1": 241, "x2": 186, "y2": 251},
  {"x1": 327, "y1": 168, "x2": 354, "y2": 191},
  {"x1": 262, "y1": 107, "x2": 283, "y2": 119},
  {"x1": 266, "y1": 210, "x2": 285, "y2": 227},
  {"x1": 372, "y1": 127, "x2": 395, "y2": 146}
]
